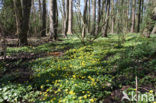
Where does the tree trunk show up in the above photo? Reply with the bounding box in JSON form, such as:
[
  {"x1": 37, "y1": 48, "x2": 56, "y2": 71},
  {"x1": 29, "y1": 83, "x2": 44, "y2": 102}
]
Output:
[
  {"x1": 103, "y1": 0, "x2": 110, "y2": 37},
  {"x1": 81, "y1": 0, "x2": 88, "y2": 42},
  {"x1": 130, "y1": 0, "x2": 136, "y2": 33},
  {"x1": 49, "y1": 0, "x2": 58, "y2": 40},
  {"x1": 41, "y1": 0, "x2": 47, "y2": 37},
  {"x1": 62, "y1": 0, "x2": 69, "y2": 37},
  {"x1": 142, "y1": 7, "x2": 156, "y2": 38},
  {"x1": 88, "y1": 0, "x2": 91, "y2": 32},
  {"x1": 67, "y1": 0, "x2": 73, "y2": 34},
  {"x1": 96, "y1": 0, "x2": 101, "y2": 35},
  {"x1": 38, "y1": 0, "x2": 42, "y2": 19},
  {"x1": 91, "y1": 0, "x2": 96, "y2": 35},
  {"x1": 137, "y1": 0, "x2": 141, "y2": 32},
  {"x1": 152, "y1": 25, "x2": 156, "y2": 34},
  {"x1": 13, "y1": 0, "x2": 32, "y2": 46},
  {"x1": 31, "y1": 0, "x2": 37, "y2": 36},
  {"x1": 111, "y1": 0, "x2": 115, "y2": 34},
  {"x1": 0, "y1": 23, "x2": 6, "y2": 59}
]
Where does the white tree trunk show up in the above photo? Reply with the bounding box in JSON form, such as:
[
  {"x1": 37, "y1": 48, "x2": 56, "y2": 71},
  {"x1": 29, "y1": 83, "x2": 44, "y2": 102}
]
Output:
[{"x1": 67, "y1": 0, "x2": 72, "y2": 34}]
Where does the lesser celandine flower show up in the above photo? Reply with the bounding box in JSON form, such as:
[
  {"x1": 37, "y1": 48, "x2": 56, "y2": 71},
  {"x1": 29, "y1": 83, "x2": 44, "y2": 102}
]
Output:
[
  {"x1": 69, "y1": 90, "x2": 75, "y2": 95},
  {"x1": 149, "y1": 90, "x2": 153, "y2": 93},
  {"x1": 90, "y1": 98, "x2": 94, "y2": 102},
  {"x1": 83, "y1": 95, "x2": 87, "y2": 99}
]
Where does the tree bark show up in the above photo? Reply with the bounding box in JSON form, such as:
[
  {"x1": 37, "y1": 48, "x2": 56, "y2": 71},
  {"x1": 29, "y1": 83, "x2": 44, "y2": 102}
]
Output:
[
  {"x1": 137, "y1": 0, "x2": 141, "y2": 32},
  {"x1": 38, "y1": 0, "x2": 42, "y2": 19},
  {"x1": 67, "y1": 0, "x2": 73, "y2": 34},
  {"x1": 49, "y1": 0, "x2": 58, "y2": 40},
  {"x1": 96, "y1": 0, "x2": 101, "y2": 35},
  {"x1": 62, "y1": 0, "x2": 69, "y2": 37},
  {"x1": 13, "y1": 0, "x2": 32, "y2": 46},
  {"x1": 0, "y1": 23, "x2": 6, "y2": 59},
  {"x1": 103, "y1": 0, "x2": 110, "y2": 37},
  {"x1": 111, "y1": 0, "x2": 115, "y2": 34},
  {"x1": 130, "y1": 0, "x2": 136, "y2": 33},
  {"x1": 41, "y1": 0, "x2": 47, "y2": 37},
  {"x1": 88, "y1": 0, "x2": 91, "y2": 32},
  {"x1": 91, "y1": 0, "x2": 96, "y2": 35},
  {"x1": 82, "y1": 0, "x2": 88, "y2": 42},
  {"x1": 142, "y1": 7, "x2": 156, "y2": 38}
]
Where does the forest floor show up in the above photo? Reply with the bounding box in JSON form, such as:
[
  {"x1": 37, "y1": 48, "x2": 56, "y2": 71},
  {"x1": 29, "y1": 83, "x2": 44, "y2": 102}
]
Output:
[{"x1": 0, "y1": 33, "x2": 156, "y2": 103}]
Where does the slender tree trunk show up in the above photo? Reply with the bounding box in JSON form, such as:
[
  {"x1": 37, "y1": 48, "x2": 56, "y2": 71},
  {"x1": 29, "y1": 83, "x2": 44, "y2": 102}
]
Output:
[
  {"x1": 141, "y1": 0, "x2": 144, "y2": 23},
  {"x1": 131, "y1": 0, "x2": 136, "y2": 33},
  {"x1": 67, "y1": 0, "x2": 73, "y2": 34},
  {"x1": 96, "y1": 0, "x2": 101, "y2": 35},
  {"x1": 41, "y1": 0, "x2": 47, "y2": 37},
  {"x1": 13, "y1": 0, "x2": 32, "y2": 46},
  {"x1": 38, "y1": 0, "x2": 42, "y2": 19},
  {"x1": 82, "y1": 0, "x2": 88, "y2": 42},
  {"x1": 91, "y1": 0, "x2": 96, "y2": 35},
  {"x1": 111, "y1": 0, "x2": 115, "y2": 34},
  {"x1": 137, "y1": 0, "x2": 141, "y2": 32},
  {"x1": 126, "y1": 0, "x2": 129, "y2": 32},
  {"x1": 152, "y1": 26, "x2": 156, "y2": 34},
  {"x1": 103, "y1": 0, "x2": 111, "y2": 37},
  {"x1": 142, "y1": 7, "x2": 156, "y2": 38},
  {"x1": 88, "y1": 0, "x2": 91, "y2": 32},
  {"x1": 62, "y1": 0, "x2": 69, "y2": 37},
  {"x1": 32, "y1": 0, "x2": 37, "y2": 36},
  {"x1": 49, "y1": 0, "x2": 58, "y2": 40},
  {"x1": 0, "y1": 23, "x2": 6, "y2": 59}
]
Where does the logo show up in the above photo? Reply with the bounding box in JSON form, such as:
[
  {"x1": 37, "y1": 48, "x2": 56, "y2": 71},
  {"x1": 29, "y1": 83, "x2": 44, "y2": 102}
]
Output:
[
  {"x1": 121, "y1": 91, "x2": 130, "y2": 101},
  {"x1": 121, "y1": 91, "x2": 155, "y2": 102}
]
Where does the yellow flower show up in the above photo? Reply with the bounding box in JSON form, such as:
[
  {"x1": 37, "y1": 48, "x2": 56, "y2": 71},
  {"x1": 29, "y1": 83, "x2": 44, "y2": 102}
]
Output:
[
  {"x1": 69, "y1": 91, "x2": 75, "y2": 95},
  {"x1": 81, "y1": 61, "x2": 85, "y2": 66},
  {"x1": 73, "y1": 75, "x2": 76, "y2": 78},
  {"x1": 40, "y1": 85, "x2": 44, "y2": 89},
  {"x1": 58, "y1": 89, "x2": 61, "y2": 92},
  {"x1": 65, "y1": 89, "x2": 68, "y2": 92},
  {"x1": 79, "y1": 97, "x2": 82, "y2": 100},
  {"x1": 90, "y1": 99, "x2": 94, "y2": 102},
  {"x1": 50, "y1": 99, "x2": 53, "y2": 102},
  {"x1": 149, "y1": 90, "x2": 153, "y2": 93},
  {"x1": 83, "y1": 95, "x2": 87, "y2": 99},
  {"x1": 60, "y1": 84, "x2": 62, "y2": 87},
  {"x1": 70, "y1": 64, "x2": 72, "y2": 67},
  {"x1": 88, "y1": 76, "x2": 91, "y2": 79},
  {"x1": 46, "y1": 80, "x2": 49, "y2": 83},
  {"x1": 153, "y1": 102, "x2": 156, "y2": 103},
  {"x1": 73, "y1": 96, "x2": 76, "y2": 99}
]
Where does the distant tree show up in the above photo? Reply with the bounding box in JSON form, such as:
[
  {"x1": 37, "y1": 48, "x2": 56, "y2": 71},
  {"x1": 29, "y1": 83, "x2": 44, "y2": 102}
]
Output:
[
  {"x1": 41, "y1": 0, "x2": 47, "y2": 37},
  {"x1": 91, "y1": 0, "x2": 96, "y2": 35},
  {"x1": 13, "y1": 0, "x2": 32, "y2": 46},
  {"x1": 49, "y1": 0, "x2": 58, "y2": 40},
  {"x1": 61, "y1": 0, "x2": 69, "y2": 37},
  {"x1": 0, "y1": 23, "x2": 6, "y2": 59},
  {"x1": 87, "y1": 0, "x2": 91, "y2": 32},
  {"x1": 102, "y1": 0, "x2": 111, "y2": 37},
  {"x1": 130, "y1": 0, "x2": 136, "y2": 33},
  {"x1": 38, "y1": 0, "x2": 42, "y2": 19},
  {"x1": 81, "y1": 0, "x2": 88, "y2": 42},
  {"x1": 67, "y1": 0, "x2": 73, "y2": 34},
  {"x1": 142, "y1": 0, "x2": 156, "y2": 38},
  {"x1": 137, "y1": 0, "x2": 142, "y2": 32}
]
